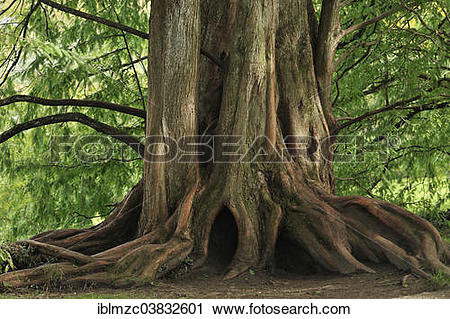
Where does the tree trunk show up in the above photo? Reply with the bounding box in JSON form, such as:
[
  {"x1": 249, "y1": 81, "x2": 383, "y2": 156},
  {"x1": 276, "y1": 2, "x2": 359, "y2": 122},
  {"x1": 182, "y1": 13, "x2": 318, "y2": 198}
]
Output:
[{"x1": 1, "y1": 0, "x2": 449, "y2": 289}]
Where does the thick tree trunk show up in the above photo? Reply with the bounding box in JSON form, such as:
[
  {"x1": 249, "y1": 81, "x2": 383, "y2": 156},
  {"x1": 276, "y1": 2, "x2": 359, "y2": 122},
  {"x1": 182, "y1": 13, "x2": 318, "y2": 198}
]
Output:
[
  {"x1": 1, "y1": 0, "x2": 449, "y2": 289},
  {"x1": 140, "y1": 0, "x2": 201, "y2": 235}
]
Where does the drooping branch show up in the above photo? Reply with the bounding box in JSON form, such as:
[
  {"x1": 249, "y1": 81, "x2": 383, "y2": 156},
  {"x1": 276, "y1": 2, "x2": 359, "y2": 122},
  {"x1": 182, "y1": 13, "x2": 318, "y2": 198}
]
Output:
[
  {"x1": 398, "y1": 102, "x2": 449, "y2": 112},
  {"x1": 0, "y1": 95, "x2": 146, "y2": 118},
  {"x1": 334, "y1": 39, "x2": 378, "y2": 71},
  {"x1": 383, "y1": 102, "x2": 449, "y2": 132},
  {"x1": 88, "y1": 48, "x2": 126, "y2": 63},
  {"x1": 116, "y1": 56, "x2": 148, "y2": 70},
  {"x1": 0, "y1": 112, "x2": 144, "y2": 156},
  {"x1": 332, "y1": 15, "x2": 381, "y2": 107},
  {"x1": 332, "y1": 45, "x2": 373, "y2": 107},
  {"x1": 335, "y1": 18, "x2": 381, "y2": 77},
  {"x1": 336, "y1": 70, "x2": 450, "y2": 132},
  {"x1": 337, "y1": 72, "x2": 449, "y2": 109},
  {"x1": 362, "y1": 78, "x2": 395, "y2": 95}
]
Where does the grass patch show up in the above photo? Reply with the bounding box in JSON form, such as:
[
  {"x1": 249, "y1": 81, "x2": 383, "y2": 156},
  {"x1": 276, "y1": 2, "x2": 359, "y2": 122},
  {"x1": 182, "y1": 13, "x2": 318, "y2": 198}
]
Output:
[{"x1": 428, "y1": 271, "x2": 450, "y2": 290}]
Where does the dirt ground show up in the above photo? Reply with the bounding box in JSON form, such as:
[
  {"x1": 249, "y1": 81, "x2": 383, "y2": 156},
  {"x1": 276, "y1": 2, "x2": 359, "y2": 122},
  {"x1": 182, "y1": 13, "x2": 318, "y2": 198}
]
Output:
[{"x1": 1, "y1": 264, "x2": 449, "y2": 299}]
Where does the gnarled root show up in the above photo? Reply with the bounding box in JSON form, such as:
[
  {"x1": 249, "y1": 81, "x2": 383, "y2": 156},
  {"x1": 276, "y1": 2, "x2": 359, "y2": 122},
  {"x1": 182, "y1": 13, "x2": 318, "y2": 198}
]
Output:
[
  {"x1": 0, "y1": 182, "x2": 196, "y2": 289},
  {"x1": 275, "y1": 168, "x2": 450, "y2": 278},
  {"x1": 332, "y1": 196, "x2": 450, "y2": 277},
  {"x1": 30, "y1": 179, "x2": 144, "y2": 255}
]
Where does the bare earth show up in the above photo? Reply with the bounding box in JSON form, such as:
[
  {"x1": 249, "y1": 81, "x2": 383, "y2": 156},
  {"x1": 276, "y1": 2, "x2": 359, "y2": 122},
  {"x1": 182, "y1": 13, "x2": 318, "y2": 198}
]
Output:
[{"x1": 1, "y1": 264, "x2": 449, "y2": 299}]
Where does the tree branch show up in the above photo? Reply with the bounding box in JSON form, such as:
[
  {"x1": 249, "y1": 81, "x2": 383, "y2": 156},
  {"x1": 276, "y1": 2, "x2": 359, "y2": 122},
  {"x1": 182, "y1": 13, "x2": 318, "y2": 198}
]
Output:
[
  {"x1": 0, "y1": 0, "x2": 18, "y2": 16},
  {"x1": 362, "y1": 78, "x2": 395, "y2": 95},
  {"x1": 0, "y1": 95, "x2": 146, "y2": 118},
  {"x1": 88, "y1": 55, "x2": 148, "y2": 77},
  {"x1": 341, "y1": 9, "x2": 397, "y2": 39},
  {"x1": 40, "y1": 0, "x2": 148, "y2": 39},
  {"x1": 381, "y1": 102, "x2": 450, "y2": 139},
  {"x1": 396, "y1": 102, "x2": 449, "y2": 112},
  {"x1": 335, "y1": 95, "x2": 421, "y2": 132},
  {"x1": 117, "y1": 56, "x2": 148, "y2": 71},
  {"x1": 0, "y1": 112, "x2": 144, "y2": 157}
]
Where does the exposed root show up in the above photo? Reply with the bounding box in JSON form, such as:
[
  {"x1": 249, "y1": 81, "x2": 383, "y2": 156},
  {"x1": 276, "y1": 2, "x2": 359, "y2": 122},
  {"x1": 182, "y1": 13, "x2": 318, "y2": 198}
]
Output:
[
  {"x1": 20, "y1": 240, "x2": 96, "y2": 265},
  {"x1": 31, "y1": 179, "x2": 144, "y2": 255},
  {"x1": 221, "y1": 203, "x2": 259, "y2": 279},
  {"x1": 273, "y1": 167, "x2": 450, "y2": 278},
  {"x1": 333, "y1": 196, "x2": 450, "y2": 277},
  {"x1": 0, "y1": 230, "x2": 183, "y2": 289},
  {"x1": 114, "y1": 237, "x2": 193, "y2": 283},
  {"x1": 259, "y1": 187, "x2": 283, "y2": 267},
  {"x1": 0, "y1": 260, "x2": 110, "y2": 289}
]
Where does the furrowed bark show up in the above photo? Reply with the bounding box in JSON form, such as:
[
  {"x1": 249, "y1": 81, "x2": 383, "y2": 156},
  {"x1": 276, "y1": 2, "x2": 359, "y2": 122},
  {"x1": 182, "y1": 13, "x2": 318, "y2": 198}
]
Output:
[{"x1": 140, "y1": 0, "x2": 201, "y2": 234}]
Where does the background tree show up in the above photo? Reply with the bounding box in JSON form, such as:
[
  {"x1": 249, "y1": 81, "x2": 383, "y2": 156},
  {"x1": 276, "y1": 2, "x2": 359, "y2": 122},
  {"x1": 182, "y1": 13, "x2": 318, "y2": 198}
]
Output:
[{"x1": 0, "y1": 0, "x2": 448, "y2": 287}]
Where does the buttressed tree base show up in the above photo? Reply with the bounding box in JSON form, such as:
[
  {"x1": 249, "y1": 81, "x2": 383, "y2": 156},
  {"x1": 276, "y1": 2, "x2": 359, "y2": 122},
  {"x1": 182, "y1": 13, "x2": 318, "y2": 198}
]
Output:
[{"x1": 0, "y1": 0, "x2": 449, "y2": 289}]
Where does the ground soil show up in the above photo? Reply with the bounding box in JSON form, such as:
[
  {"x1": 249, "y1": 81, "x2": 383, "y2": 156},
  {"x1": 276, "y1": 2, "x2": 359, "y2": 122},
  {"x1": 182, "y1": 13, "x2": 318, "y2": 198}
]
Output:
[{"x1": 1, "y1": 264, "x2": 449, "y2": 299}]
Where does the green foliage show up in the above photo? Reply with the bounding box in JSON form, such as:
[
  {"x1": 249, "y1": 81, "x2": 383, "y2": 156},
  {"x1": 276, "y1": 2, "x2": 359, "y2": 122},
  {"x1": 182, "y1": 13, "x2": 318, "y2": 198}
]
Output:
[
  {"x1": 428, "y1": 270, "x2": 450, "y2": 290},
  {"x1": 333, "y1": 0, "x2": 449, "y2": 226},
  {"x1": 0, "y1": 0, "x2": 146, "y2": 243},
  {"x1": 0, "y1": 247, "x2": 15, "y2": 274}
]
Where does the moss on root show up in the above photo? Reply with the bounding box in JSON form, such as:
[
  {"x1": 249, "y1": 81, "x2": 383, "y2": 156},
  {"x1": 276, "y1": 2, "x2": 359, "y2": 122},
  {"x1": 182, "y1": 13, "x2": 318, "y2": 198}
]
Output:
[{"x1": 0, "y1": 242, "x2": 57, "y2": 275}]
